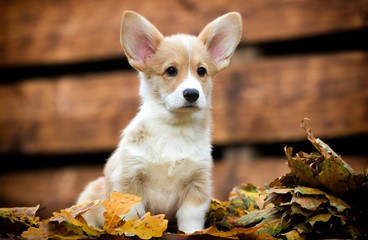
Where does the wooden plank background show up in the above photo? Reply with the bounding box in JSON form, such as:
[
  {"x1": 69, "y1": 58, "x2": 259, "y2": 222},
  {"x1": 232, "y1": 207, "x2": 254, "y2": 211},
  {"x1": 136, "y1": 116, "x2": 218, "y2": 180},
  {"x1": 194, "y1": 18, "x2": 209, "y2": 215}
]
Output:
[
  {"x1": 0, "y1": 0, "x2": 367, "y2": 65},
  {"x1": 1, "y1": 52, "x2": 368, "y2": 154},
  {"x1": 0, "y1": 0, "x2": 367, "y2": 154}
]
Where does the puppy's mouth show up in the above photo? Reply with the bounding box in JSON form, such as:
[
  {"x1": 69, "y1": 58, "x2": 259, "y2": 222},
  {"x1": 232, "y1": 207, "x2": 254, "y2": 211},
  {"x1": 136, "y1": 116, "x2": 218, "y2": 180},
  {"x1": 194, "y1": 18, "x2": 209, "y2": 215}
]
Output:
[
  {"x1": 184, "y1": 102, "x2": 199, "y2": 108},
  {"x1": 170, "y1": 103, "x2": 201, "y2": 113}
]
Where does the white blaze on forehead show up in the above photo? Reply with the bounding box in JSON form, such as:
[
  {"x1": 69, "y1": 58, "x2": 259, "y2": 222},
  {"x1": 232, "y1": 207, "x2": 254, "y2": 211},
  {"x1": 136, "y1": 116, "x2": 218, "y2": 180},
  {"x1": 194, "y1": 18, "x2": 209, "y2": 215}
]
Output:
[
  {"x1": 181, "y1": 37, "x2": 192, "y2": 56},
  {"x1": 181, "y1": 36, "x2": 193, "y2": 72}
]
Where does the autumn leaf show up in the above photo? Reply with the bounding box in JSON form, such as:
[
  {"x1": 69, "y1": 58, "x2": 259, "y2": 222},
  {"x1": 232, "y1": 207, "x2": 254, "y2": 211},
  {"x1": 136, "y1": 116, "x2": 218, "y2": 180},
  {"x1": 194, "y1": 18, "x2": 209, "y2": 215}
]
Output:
[
  {"x1": 195, "y1": 226, "x2": 279, "y2": 239},
  {"x1": 284, "y1": 147, "x2": 321, "y2": 188},
  {"x1": 265, "y1": 188, "x2": 292, "y2": 207},
  {"x1": 293, "y1": 186, "x2": 350, "y2": 212},
  {"x1": 21, "y1": 222, "x2": 50, "y2": 240},
  {"x1": 54, "y1": 209, "x2": 102, "y2": 237},
  {"x1": 284, "y1": 230, "x2": 304, "y2": 240},
  {"x1": 219, "y1": 184, "x2": 267, "y2": 229},
  {"x1": 118, "y1": 212, "x2": 168, "y2": 239},
  {"x1": 49, "y1": 200, "x2": 102, "y2": 238},
  {"x1": 0, "y1": 205, "x2": 40, "y2": 226},
  {"x1": 315, "y1": 158, "x2": 351, "y2": 195},
  {"x1": 300, "y1": 118, "x2": 329, "y2": 159},
  {"x1": 48, "y1": 222, "x2": 91, "y2": 240},
  {"x1": 22, "y1": 221, "x2": 91, "y2": 240},
  {"x1": 300, "y1": 118, "x2": 354, "y2": 174},
  {"x1": 307, "y1": 213, "x2": 331, "y2": 227},
  {"x1": 206, "y1": 199, "x2": 229, "y2": 228},
  {"x1": 290, "y1": 195, "x2": 328, "y2": 211},
  {"x1": 103, "y1": 192, "x2": 141, "y2": 215},
  {"x1": 102, "y1": 192, "x2": 141, "y2": 231},
  {"x1": 162, "y1": 226, "x2": 279, "y2": 240},
  {"x1": 51, "y1": 200, "x2": 99, "y2": 224}
]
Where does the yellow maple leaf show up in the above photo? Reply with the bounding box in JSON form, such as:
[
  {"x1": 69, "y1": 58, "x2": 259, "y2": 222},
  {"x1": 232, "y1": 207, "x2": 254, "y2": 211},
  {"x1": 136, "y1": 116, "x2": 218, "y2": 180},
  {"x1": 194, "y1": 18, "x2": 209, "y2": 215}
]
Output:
[{"x1": 118, "y1": 212, "x2": 168, "y2": 239}]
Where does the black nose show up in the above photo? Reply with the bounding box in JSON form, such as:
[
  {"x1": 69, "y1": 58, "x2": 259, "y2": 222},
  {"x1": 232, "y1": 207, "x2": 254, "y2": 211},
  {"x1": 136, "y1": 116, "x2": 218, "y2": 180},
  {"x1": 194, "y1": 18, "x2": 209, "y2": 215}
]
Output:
[{"x1": 183, "y1": 88, "x2": 199, "y2": 103}]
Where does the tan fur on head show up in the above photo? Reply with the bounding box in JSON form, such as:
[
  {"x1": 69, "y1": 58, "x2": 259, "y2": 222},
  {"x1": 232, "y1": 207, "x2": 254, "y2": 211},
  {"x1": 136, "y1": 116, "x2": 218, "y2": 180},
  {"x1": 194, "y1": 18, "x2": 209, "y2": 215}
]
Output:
[{"x1": 78, "y1": 11, "x2": 242, "y2": 234}]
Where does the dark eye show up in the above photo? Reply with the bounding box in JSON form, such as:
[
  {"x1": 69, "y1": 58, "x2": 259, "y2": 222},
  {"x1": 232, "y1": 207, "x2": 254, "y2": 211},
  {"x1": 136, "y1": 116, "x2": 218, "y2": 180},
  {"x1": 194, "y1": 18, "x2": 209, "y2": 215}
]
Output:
[
  {"x1": 197, "y1": 67, "x2": 207, "y2": 77},
  {"x1": 165, "y1": 66, "x2": 178, "y2": 77}
]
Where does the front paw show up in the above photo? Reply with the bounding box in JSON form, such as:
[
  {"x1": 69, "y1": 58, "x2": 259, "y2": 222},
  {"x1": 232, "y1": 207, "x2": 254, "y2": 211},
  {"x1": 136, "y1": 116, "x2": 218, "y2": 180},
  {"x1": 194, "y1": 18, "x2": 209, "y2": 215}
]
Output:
[
  {"x1": 124, "y1": 232, "x2": 135, "y2": 237},
  {"x1": 178, "y1": 222, "x2": 204, "y2": 234}
]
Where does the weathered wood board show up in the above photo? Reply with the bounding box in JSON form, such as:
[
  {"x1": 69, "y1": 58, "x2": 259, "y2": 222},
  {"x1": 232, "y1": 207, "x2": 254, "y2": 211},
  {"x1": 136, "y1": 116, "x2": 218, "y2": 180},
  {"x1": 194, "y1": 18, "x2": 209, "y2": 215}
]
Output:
[
  {"x1": 1, "y1": 51, "x2": 367, "y2": 154},
  {"x1": 1, "y1": 0, "x2": 367, "y2": 65},
  {"x1": 0, "y1": 71, "x2": 140, "y2": 153},
  {"x1": 213, "y1": 51, "x2": 368, "y2": 144}
]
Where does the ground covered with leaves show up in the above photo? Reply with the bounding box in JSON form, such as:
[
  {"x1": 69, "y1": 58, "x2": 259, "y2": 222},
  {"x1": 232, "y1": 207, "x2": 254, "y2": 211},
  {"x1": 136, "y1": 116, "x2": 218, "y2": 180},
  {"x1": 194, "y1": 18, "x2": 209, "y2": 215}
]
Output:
[{"x1": 1, "y1": 119, "x2": 367, "y2": 239}]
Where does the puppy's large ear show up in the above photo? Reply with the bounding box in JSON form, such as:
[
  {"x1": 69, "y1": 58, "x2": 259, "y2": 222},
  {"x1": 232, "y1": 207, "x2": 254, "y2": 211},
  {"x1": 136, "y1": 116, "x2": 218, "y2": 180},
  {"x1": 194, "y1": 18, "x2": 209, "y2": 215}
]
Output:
[
  {"x1": 198, "y1": 12, "x2": 242, "y2": 72},
  {"x1": 120, "y1": 11, "x2": 164, "y2": 71}
]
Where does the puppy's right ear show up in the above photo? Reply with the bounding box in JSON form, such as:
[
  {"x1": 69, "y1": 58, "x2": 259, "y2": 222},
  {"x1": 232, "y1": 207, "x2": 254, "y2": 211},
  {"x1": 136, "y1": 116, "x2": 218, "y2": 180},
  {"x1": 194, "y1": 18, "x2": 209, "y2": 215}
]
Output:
[{"x1": 120, "y1": 11, "x2": 164, "y2": 71}]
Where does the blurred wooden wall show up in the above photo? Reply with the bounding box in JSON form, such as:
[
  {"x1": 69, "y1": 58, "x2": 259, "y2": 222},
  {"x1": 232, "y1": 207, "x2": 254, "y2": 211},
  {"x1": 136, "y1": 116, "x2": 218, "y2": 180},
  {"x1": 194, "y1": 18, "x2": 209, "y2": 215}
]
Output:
[
  {"x1": 0, "y1": 0, "x2": 368, "y2": 218},
  {"x1": 1, "y1": 0, "x2": 368, "y2": 155}
]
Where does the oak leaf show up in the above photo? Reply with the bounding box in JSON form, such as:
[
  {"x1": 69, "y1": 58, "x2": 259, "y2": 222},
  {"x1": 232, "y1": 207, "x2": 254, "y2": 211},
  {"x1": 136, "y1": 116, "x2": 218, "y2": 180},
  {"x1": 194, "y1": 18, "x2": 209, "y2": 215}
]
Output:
[
  {"x1": 51, "y1": 200, "x2": 99, "y2": 224},
  {"x1": 118, "y1": 212, "x2": 168, "y2": 239},
  {"x1": 0, "y1": 205, "x2": 40, "y2": 226},
  {"x1": 102, "y1": 192, "x2": 141, "y2": 231},
  {"x1": 21, "y1": 222, "x2": 50, "y2": 240}
]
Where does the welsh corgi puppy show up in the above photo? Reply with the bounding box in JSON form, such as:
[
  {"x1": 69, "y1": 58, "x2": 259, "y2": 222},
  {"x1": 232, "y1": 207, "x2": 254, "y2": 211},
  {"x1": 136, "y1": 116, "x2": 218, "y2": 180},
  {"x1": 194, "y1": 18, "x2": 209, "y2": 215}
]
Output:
[{"x1": 78, "y1": 11, "x2": 242, "y2": 233}]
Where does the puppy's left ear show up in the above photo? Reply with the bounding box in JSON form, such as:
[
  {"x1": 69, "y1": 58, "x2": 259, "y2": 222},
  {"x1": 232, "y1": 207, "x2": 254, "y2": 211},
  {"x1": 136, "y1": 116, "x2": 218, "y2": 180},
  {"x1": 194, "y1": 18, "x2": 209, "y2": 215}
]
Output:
[{"x1": 198, "y1": 12, "x2": 242, "y2": 72}]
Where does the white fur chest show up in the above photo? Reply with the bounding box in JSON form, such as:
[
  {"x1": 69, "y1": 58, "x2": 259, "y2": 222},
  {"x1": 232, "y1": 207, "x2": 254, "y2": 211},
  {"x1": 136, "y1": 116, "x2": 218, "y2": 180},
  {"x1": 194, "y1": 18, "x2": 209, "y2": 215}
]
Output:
[
  {"x1": 120, "y1": 103, "x2": 212, "y2": 165},
  {"x1": 137, "y1": 158, "x2": 211, "y2": 219}
]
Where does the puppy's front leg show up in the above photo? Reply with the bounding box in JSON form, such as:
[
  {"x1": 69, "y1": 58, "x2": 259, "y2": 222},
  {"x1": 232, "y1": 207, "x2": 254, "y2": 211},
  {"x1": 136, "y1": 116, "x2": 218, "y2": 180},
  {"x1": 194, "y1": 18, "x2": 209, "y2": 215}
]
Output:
[
  {"x1": 176, "y1": 201, "x2": 210, "y2": 233},
  {"x1": 176, "y1": 170, "x2": 211, "y2": 233}
]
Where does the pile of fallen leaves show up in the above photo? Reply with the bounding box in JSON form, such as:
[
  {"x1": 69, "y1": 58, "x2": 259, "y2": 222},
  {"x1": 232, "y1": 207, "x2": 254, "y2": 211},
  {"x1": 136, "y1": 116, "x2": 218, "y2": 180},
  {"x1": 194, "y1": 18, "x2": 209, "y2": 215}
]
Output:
[
  {"x1": 1, "y1": 119, "x2": 367, "y2": 239},
  {"x1": 208, "y1": 119, "x2": 368, "y2": 239},
  {"x1": 0, "y1": 193, "x2": 167, "y2": 239}
]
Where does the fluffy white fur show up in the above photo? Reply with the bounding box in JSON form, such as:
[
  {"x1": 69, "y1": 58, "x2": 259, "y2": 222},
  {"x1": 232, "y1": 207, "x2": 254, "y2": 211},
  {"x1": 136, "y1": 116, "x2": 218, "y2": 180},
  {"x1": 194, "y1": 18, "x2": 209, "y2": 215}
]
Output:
[{"x1": 77, "y1": 11, "x2": 242, "y2": 233}]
